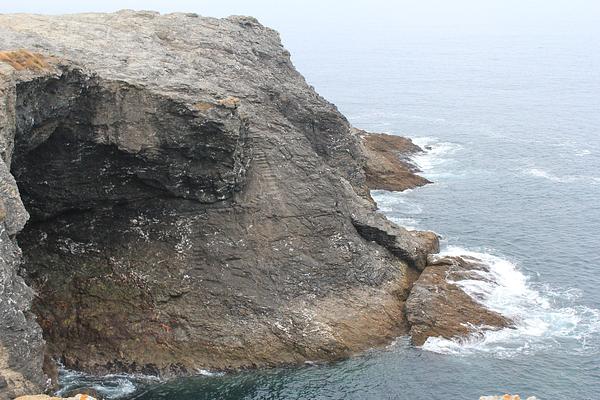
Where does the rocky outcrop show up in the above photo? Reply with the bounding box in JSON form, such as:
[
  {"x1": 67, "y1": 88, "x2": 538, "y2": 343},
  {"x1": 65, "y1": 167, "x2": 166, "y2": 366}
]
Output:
[
  {"x1": 359, "y1": 129, "x2": 431, "y2": 192},
  {"x1": 0, "y1": 62, "x2": 46, "y2": 400},
  {"x1": 406, "y1": 255, "x2": 513, "y2": 346},
  {"x1": 0, "y1": 11, "x2": 441, "y2": 397},
  {"x1": 351, "y1": 211, "x2": 439, "y2": 270}
]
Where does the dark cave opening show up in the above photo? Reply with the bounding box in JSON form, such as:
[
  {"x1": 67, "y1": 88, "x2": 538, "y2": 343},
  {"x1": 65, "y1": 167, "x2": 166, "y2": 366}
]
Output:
[{"x1": 9, "y1": 68, "x2": 249, "y2": 374}]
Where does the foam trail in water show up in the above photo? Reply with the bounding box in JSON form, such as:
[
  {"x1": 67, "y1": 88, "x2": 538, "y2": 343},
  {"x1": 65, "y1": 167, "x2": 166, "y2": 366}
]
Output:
[
  {"x1": 523, "y1": 167, "x2": 600, "y2": 185},
  {"x1": 371, "y1": 137, "x2": 463, "y2": 231},
  {"x1": 422, "y1": 246, "x2": 600, "y2": 357},
  {"x1": 371, "y1": 190, "x2": 423, "y2": 231},
  {"x1": 411, "y1": 137, "x2": 463, "y2": 178},
  {"x1": 575, "y1": 149, "x2": 592, "y2": 156},
  {"x1": 388, "y1": 216, "x2": 419, "y2": 231}
]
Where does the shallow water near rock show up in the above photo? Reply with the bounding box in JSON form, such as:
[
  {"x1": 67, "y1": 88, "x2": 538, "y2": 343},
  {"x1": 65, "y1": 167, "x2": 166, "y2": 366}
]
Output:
[{"x1": 63, "y1": 30, "x2": 600, "y2": 399}]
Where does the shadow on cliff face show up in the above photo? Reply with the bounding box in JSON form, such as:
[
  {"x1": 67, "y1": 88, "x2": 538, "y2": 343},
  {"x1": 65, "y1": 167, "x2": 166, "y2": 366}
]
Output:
[
  {"x1": 7, "y1": 61, "x2": 434, "y2": 381},
  {"x1": 11, "y1": 68, "x2": 248, "y2": 211},
  {"x1": 4, "y1": 62, "x2": 447, "y2": 387},
  {"x1": 5, "y1": 62, "x2": 407, "y2": 380},
  {"x1": 10, "y1": 67, "x2": 254, "y2": 377}
]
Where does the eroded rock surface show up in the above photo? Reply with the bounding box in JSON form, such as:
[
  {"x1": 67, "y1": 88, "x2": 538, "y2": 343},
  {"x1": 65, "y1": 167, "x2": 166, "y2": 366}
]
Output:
[
  {"x1": 0, "y1": 63, "x2": 45, "y2": 400},
  {"x1": 359, "y1": 129, "x2": 431, "y2": 192},
  {"x1": 0, "y1": 11, "x2": 440, "y2": 396},
  {"x1": 406, "y1": 255, "x2": 513, "y2": 346}
]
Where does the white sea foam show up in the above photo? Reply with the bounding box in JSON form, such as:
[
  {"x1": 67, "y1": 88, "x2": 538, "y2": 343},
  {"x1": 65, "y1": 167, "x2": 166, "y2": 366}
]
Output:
[
  {"x1": 55, "y1": 366, "x2": 228, "y2": 398},
  {"x1": 388, "y1": 216, "x2": 419, "y2": 231},
  {"x1": 422, "y1": 246, "x2": 600, "y2": 357},
  {"x1": 196, "y1": 368, "x2": 225, "y2": 377},
  {"x1": 411, "y1": 136, "x2": 463, "y2": 175},
  {"x1": 523, "y1": 167, "x2": 600, "y2": 185},
  {"x1": 371, "y1": 190, "x2": 424, "y2": 231},
  {"x1": 575, "y1": 149, "x2": 592, "y2": 156},
  {"x1": 372, "y1": 191, "x2": 422, "y2": 215},
  {"x1": 373, "y1": 136, "x2": 600, "y2": 358},
  {"x1": 55, "y1": 367, "x2": 159, "y2": 399},
  {"x1": 370, "y1": 137, "x2": 462, "y2": 231}
]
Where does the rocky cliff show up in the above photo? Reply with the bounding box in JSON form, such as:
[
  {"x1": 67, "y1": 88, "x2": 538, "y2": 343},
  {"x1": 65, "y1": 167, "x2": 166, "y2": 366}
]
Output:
[{"x1": 0, "y1": 11, "x2": 444, "y2": 398}]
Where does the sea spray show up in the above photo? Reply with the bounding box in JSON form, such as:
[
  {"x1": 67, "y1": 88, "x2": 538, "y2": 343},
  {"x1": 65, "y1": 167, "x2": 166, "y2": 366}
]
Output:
[
  {"x1": 421, "y1": 247, "x2": 600, "y2": 357},
  {"x1": 55, "y1": 367, "x2": 160, "y2": 399}
]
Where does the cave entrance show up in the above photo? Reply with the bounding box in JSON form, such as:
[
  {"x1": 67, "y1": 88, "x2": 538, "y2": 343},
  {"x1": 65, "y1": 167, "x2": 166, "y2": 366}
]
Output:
[{"x1": 10, "y1": 67, "x2": 247, "y2": 373}]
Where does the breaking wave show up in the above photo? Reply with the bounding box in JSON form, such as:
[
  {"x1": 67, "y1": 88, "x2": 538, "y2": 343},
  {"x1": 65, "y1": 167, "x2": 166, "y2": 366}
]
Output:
[
  {"x1": 371, "y1": 190, "x2": 423, "y2": 231},
  {"x1": 411, "y1": 136, "x2": 463, "y2": 178},
  {"x1": 421, "y1": 246, "x2": 600, "y2": 358},
  {"x1": 54, "y1": 366, "x2": 228, "y2": 399},
  {"x1": 372, "y1": 136, "x2": 464, "y2": 231},
  {"x1": 54, "y1": 368, "x2": 156, "y2": 399}
]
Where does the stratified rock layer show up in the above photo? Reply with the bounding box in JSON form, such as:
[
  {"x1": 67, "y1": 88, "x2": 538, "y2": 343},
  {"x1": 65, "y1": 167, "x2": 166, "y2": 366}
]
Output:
[{"x1": 0, "y1": 11, "x2": 440, "y2": 397}]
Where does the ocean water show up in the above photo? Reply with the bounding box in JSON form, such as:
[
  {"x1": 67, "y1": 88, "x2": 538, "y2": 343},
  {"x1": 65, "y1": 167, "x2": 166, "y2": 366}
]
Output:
[{"x1": 62, "y1": 32, "x2": 600, "y2": 399}]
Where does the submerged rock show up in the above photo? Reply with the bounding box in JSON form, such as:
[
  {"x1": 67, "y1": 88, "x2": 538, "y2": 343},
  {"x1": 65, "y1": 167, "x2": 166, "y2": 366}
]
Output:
[
  {"x1": 406, "y1": 255, "x2": 513, "y2": 346},
  {"x1": 0, "y1": 10, "x2": 439, "y2": 396}
]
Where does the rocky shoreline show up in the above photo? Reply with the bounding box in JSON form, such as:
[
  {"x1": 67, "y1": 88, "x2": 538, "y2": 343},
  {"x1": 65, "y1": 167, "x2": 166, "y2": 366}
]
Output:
[
  {"x1": 0, "y1": 11, "x2": 510, "y2": 399},
  {"x1": 358, "y1": 129, "x2": 431, "y2": 192},
  {"x1": 407, "y1": 254, "x2": 513, "y2": 346}
]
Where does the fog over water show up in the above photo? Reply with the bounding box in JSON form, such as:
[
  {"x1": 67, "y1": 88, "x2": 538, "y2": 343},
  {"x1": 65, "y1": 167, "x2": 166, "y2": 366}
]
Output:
[{"x1": 4, "y1": 1, "x2": 600, "y2": 399}]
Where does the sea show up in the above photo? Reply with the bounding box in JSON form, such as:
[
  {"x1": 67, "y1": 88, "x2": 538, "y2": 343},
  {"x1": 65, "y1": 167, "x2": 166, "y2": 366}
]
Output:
[{"x1": 57, "y1": 27, "x2": 600, "y2": 400}]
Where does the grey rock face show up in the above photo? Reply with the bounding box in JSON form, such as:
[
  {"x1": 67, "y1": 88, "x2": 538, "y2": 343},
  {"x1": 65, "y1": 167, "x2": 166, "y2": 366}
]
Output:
[
  {"x1": 351, "y1": 211, "x2": 439, "y2": 270},
  {"x1": 0, "y1": 66, "x2": 45, "y2": 400},
  {"x1": 0, "y1": 11, "x2": 439, "y2": 396}
]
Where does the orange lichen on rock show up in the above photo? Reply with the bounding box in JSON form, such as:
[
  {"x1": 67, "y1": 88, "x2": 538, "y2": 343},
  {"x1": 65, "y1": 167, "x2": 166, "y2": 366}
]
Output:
[
  {"x1": 192, "y1": 101, "x2": 215, "y2": 111},
  {"x1": 0, "y1": 199, "x2": 6, "y2": 222},
  {"x1": 0, "y1": 49, "x2": 52, "y2": 71},
  {"x1": 217, "y1": 96, "x2": 240, "y2": 108}
]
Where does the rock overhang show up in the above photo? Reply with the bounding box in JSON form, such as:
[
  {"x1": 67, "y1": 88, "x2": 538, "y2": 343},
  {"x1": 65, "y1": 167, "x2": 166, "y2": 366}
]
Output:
[{"x1": 10, "y1": 63, "x2": 249, "y2": 220}]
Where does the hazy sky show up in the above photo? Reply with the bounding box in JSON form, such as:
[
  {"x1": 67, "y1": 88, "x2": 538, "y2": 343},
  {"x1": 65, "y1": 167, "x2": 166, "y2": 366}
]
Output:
[{"x1": 1, "y1": 0, "x2": 599, "y2": 37}]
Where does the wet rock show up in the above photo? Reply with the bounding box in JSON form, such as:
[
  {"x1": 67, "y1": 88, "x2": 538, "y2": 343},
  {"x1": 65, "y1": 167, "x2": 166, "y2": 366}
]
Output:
[
  {"x1": 358, "y1": 129, "x2": 431, "y2": 192},
  {"x1": 406, "y1": 255, "x2": 513, "y2": 346},
  {"x1": 0, "y1": 10, "x2": 440, "y2": 394},
  {"x1": 14, "y1": 394, "x2": 96, "y2": 400}
]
